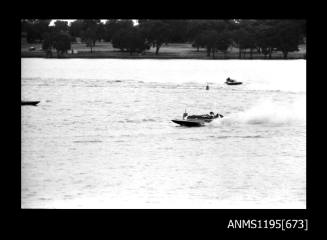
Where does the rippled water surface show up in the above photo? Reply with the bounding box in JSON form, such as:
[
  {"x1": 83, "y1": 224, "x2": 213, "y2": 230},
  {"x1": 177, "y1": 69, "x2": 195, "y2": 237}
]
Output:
[{"x1": 21, "y1": 59, "x2": 306, "y2": 208}]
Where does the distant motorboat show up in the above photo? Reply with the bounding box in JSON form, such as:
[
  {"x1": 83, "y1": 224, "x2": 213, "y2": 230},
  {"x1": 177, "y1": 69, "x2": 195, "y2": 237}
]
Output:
[
  {"x1": 21, "y1": 101, "x2": 40, "y2": 106},
  {"x1": 225, "y1": 78, "x2": 242, "y2": 85}
]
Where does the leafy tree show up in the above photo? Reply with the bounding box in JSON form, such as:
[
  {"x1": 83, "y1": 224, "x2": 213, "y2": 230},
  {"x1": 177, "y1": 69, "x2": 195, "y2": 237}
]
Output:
[
  {"x1": 253, "y1": 20, "x2": 303, "y2": 59},
  {"x1": 230, "y1": 20, "x2": 257, "y2": 59},
  {"x1": 255, "y1": 21, "x2": 277, "y2": 58},
  {"x1": 216, "y1": 30, "x2": 231, "y2": 58},
  {"x1": 96, "y1": 22, "x2": 105, "y2": 42},
  {"x1": 274, "y1": 20, "x2": 302, "y2": 59},
  {"x1": 53, "y1": 32, "x2": 72, "y2": 57},
  {"x1": 70, "y1": 19, "x2": 103, "y2": 43},
  {"x1": 82, "y1": 27, "x2": 97, "y2": 52},
  {"x1": 260, "y1": 20, "x2": 283, "y2": 58},
  {"x1": 41, "y1": 32, "x2": 54, "y2": 57},
  {"x1": 139, "y1": 20, "x2": 171, "y2": 55},
  {"x1": 111, "y1": 28, "x2": 129, "y2": 51},
  {"x1": 162, "y1": 20, "x2": 189, "y2": 43},
  {"x1": 103, "y1": 19, "x2": 134, "y2": 42},
  {"x1": 188, "y1": 20, "x2": 229, "y2": 54},
  {"x1": 187, "y1": 20, "x2": 203, "y2": 40},
  {"x1": 239, "y1": 30, "x2": 255, "y2": 58},
  {"x1": 187, "y1": 20, "x2": 210, "y2": 52},
  {"x1": 243, "y1": 20, "x2": 258, "y2": 58},
  {"x1": 53, "y1": 20, "x2": 69, "y2": 33},
  {"x1": 25, "y1": 24, "x2": 39, "y2": 43},
  {"x1": 41, "y1": 31, "x2": 72, "y2": 57},
  {"x1": 207, "y1": 19, "x2": 228, "y2": 33},
  {"x1": 21, "y1": 19, "x2": 36, "y2": 31},
  {"x1": 81, "y1": 19, "x2": 101, "y2": 46},
  {"x1": 125, "y1": 27, "x2": 149, "y2": 54},
  {"x1": 192, "y1": 32, "x2": 206, "y2": 51},
  {"x1": 112, "y1": 26, "x2": 148, "y2": 55},
  {"x1": 69, "y1": 20, "x2": 84, "y2": 39},
  {"x1": 201, "y1": 30, "x2": 219, "y2": 58},
  {"x1": 23, "y1": 19, "x2": 51, "y2": 43}
]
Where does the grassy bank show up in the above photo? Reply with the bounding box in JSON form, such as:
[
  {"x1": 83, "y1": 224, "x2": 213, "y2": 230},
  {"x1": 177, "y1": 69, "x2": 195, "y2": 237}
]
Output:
[{"x1": 21, "y1": 42, "x2": 306, "y2": 59}]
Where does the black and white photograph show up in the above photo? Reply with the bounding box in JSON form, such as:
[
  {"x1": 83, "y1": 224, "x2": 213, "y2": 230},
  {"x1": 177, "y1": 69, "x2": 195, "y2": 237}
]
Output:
[{"x1": 21, "y1": 19, "x2": 306, "y2": 210}]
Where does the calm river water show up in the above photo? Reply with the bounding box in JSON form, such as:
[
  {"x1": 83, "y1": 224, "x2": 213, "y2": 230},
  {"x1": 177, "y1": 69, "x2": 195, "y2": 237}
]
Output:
[{"x1": 21, "y1": 58, "x2": 306, "y2": 208}]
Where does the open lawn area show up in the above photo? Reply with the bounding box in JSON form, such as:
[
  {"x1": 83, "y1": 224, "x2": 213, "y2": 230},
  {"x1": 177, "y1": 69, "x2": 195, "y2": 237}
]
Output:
[{"x1": 21, "y1": 41, "x2": 306, "y2": 59}]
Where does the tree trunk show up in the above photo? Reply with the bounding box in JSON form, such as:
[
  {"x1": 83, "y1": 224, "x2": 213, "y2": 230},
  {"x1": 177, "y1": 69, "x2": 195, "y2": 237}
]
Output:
[
  {"x1": 239, "y1": 48, "x2": 242, "y2": 59},
  {"x1": 212, "y1": 48, "x2": 215, "y2": 59},
  {"x1": 283, "y1": 51, "x2": 288, "y2": 59},
  {"x1": 207, "y1": 47, "x2": 211, "y2": 57},
  {"x1": 46, "y1": 49, "x2": 52, "y2": 58},
  {"x1": 155, "y1": 44, "x2": 160, "y2": 55},
  {"x1": 268, "y1": 48, "x2": 272, "y2": 59},
  {"x1": 197, "y1": 46, "x2": 199, "y2": 52},
  {"x1": 57, "y1": 50, "x2": 64, "y2": 58},
  {"x1": 250, "y1": 48, "x2": 253, "y2": 59}
]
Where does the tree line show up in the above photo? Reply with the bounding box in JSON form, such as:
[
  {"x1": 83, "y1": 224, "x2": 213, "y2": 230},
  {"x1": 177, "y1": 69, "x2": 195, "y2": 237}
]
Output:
[{"x1": 21, "y1": 19, "x2": 306, "y2": 59}]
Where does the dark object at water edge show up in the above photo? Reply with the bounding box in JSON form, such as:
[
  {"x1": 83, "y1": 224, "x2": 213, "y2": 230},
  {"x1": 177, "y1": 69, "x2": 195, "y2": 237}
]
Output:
[{"x1": 21, "y1": 101, "x2": 40, "y2": 106}]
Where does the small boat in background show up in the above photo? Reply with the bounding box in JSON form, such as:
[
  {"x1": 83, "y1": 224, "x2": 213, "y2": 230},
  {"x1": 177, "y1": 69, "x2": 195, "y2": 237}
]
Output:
[
  {"x1": 21, "y1": 101, "x2": 40, "y2": 106},
  {"x1": 225, "y1": 77, "x2": 242, "y2": 85}
]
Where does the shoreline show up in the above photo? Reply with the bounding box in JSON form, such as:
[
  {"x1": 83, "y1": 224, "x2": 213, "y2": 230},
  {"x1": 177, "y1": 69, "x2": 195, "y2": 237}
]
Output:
[
  {"x1": 21, "y1": 42, "x2": 306, "y2": 60},
  {"x1": 21, "y1": 52, "x2": 306, "y2": 60}
]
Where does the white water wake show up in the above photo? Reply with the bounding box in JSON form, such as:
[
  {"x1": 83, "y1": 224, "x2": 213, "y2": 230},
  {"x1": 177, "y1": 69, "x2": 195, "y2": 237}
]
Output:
[{"x1": 218, "y1": 96, "x2": 306, "y2": 126}]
